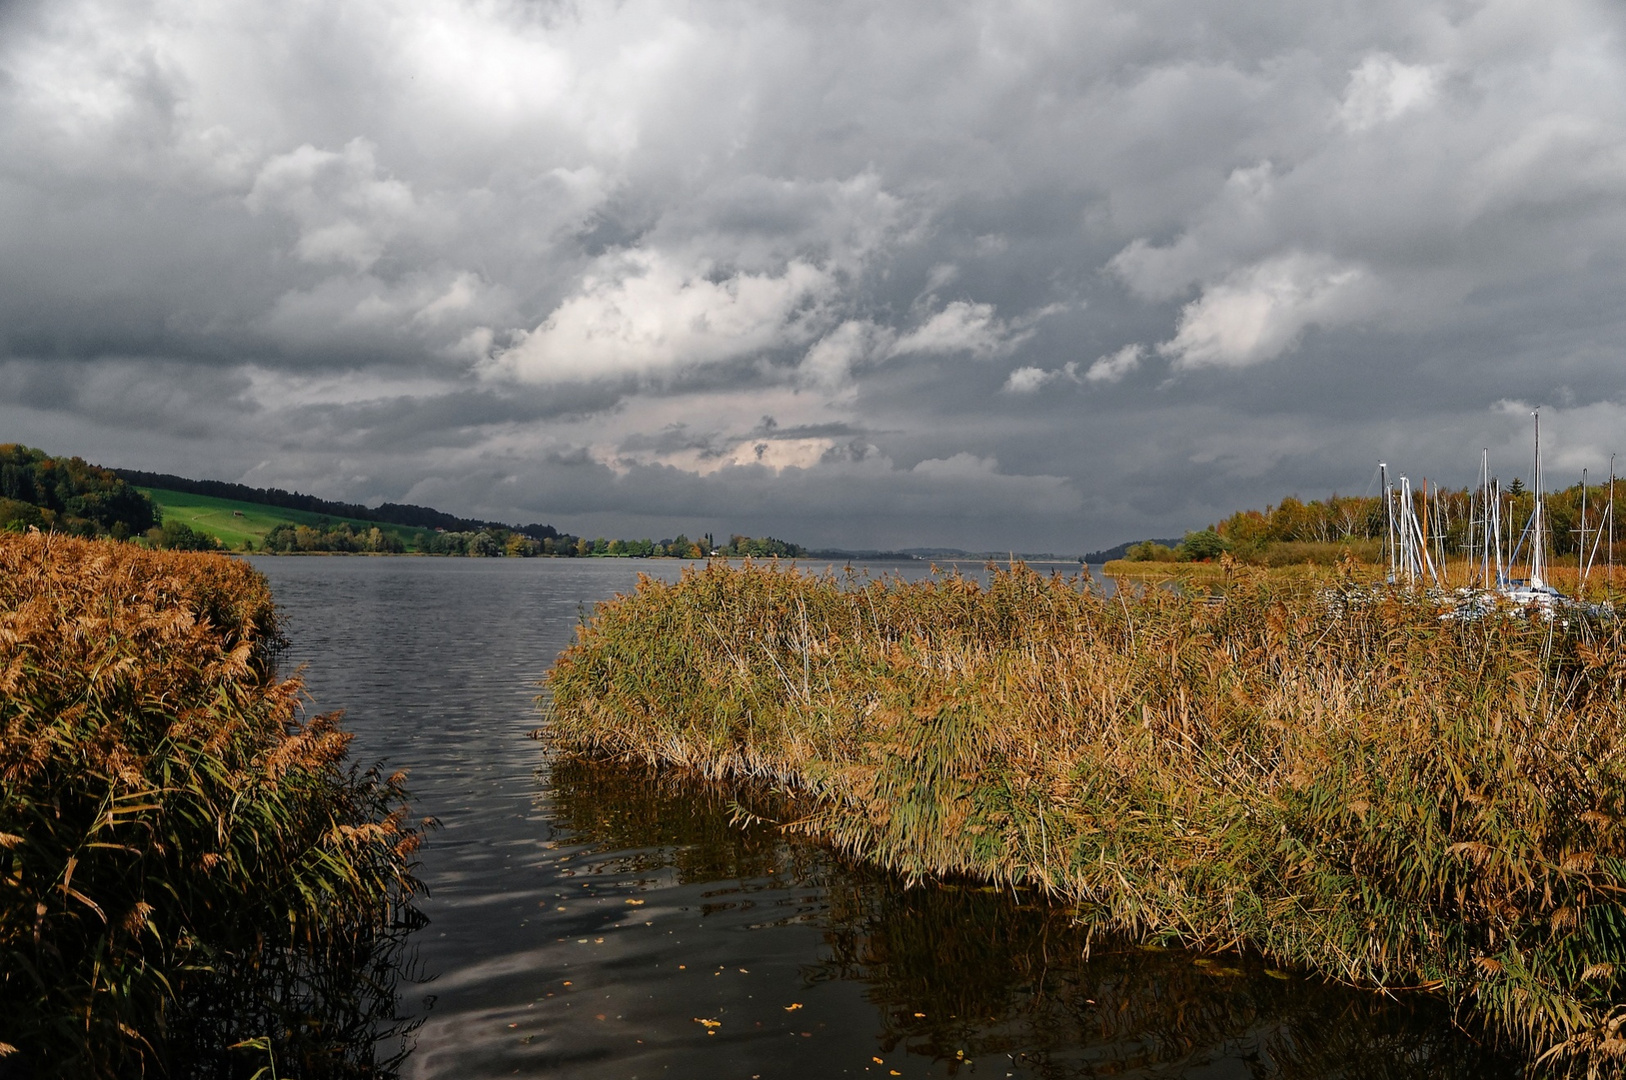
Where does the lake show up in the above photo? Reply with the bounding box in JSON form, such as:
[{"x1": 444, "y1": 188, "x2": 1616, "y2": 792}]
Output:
[{"x1": 252, "y1": 556, "x2": 1518, "y2": 1080}]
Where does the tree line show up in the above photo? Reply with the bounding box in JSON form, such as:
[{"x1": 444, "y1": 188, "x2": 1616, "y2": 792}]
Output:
[
  {"x1": 1125, "y1": 478, "x2": 1625, "y2": 566},
  {"x1": 0, "y1": 444, "x2": 158, "y2": 539},
  {"x1": 260, "y1": 521, "x2": 809, "y2": 558},
  {"x1": 7, "y1": 444, "x2": 814, "y2": 558},
  {"x1": 114, "y1": 467, "x2": 559, "y2": 539}
]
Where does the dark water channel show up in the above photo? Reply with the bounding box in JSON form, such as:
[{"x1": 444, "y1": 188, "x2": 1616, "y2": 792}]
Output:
[{"x1": 253, "y1": 557, "x2": 1519, "y2": 1080}]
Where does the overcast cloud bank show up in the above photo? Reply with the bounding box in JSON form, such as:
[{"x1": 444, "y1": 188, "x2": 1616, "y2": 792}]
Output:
[{"x1": 3, "y1": 0, "x2": 1625, "y2": 550}]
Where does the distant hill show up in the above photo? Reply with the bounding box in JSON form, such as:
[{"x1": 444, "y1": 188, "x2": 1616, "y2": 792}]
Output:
[
  {"x1": 805, "y1": 547, "x2": 1085, "y2": 562},
  {"x1": 116, "y1": 466, "x2": 811, "y2": 559},
  {"x1": 805, "y1": 548, "x2": 927, "y2": 561},
  {"x1": 1082, "y1": 539, "x2": 1183, "y2": 564},
  {"x1": 114, "y1": 468, "x2": 559, "y2": 540}
]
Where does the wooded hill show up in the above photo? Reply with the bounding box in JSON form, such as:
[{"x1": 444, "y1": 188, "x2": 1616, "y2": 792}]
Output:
[
  {"x1": 113, "y1": 467, "x2": 556, "y2": 540},
  {"x1": 4, "y1": 444, "x2": 809, "y2": 558},
  {"x1": 0, "y1": 444, "x2": 157, "y2": 539}
]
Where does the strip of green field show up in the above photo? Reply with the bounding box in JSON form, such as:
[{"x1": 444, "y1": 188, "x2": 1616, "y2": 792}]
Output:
[{"x1": 141, "y1": 488, "x2": 434, "y2": 551}]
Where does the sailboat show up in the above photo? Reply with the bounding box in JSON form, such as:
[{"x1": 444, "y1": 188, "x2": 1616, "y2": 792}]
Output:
[
  {"x1": 1379, "y1": 466, "x2": 1441, "y2": 587},
  {"x1": 1489, "y1": 412, "x2": 1569, "y2": 614},
  {"x1": 1390, "y1": 411, "x2": 1614, "y2": 620}
]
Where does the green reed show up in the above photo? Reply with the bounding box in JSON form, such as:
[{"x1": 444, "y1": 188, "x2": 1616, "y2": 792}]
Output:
[
  {"x1": 0, "y1": 534, "x2": 426, "y2": 1077},
  {"x1": 546, "y1": 559, "x2": 1626, "y2": 1076}
]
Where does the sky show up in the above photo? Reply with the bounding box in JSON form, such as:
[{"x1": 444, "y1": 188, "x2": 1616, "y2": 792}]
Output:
[{"x1": 3, "y1": 0, "x2": 1626, "y2": 553}]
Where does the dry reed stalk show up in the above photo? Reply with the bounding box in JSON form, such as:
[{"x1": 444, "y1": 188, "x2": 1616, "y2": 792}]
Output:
[
  {"x1": 0, "y1": 533, "x2": 425, "y2": 1077},
  {"x1": 546, "y1": 558, "x2": 1626, "y2": 1077}
]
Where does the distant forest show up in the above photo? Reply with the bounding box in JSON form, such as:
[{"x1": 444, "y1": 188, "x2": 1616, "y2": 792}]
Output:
[
  {"x1": 3, "y1": 446, "x2": 807, "y2": 559},
  {"x1": 1120, "y1": 480, "x2": 1623, "y2": 567},
  {"x1": 1, "y1": 445, "x2": 158, "y2": 539}
]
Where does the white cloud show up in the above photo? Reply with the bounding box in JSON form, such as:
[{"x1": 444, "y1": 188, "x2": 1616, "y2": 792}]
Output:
[
  {"x1": 1004, "y1": 359, "x2": 1085, "y2": 393},
  {"x1": 245, "y1": 139, "x2": 416, "y2": 271},
  {"x1": 1339, "y1": 54, "x2": 1439, "y2": 132},
  {"x1": 892, "y1": 301, "x2": 1008, "y2": 358},
  {"x1": 1157, "y1": 254, "x2": 1370, "y2": 370},
  {"x1": 1085, "y1": 344, "x2": 1144, "y2": 383},
  {"x1": 891, "y1": 300, "x2": 1045, "y2": 359},
  {"x1": 486, "y1": 249, "x2": 834, "y2": 383},
  {"x1": 1003, "y1": 365, "x2": 1054, "y2": 393},
  {"x1": 1105, "y1": 162, "x2": 1280, "y2": 302},
  {"x1": 253, "y1": 268, "x2": 507, "y2": 358},
  {"x1": 799, "y1": 320, "x2": 893, "y2": 390},
  {"x1": 615, "y1": 435, "x2": 839, "y2": 476}
]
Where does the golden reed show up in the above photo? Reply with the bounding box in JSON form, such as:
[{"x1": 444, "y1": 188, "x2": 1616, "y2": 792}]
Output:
[
  {"x1": 0, "y1": 534, "x2": 424, "y2": 1077},
  {"x1": 548, "y1": 558, "x2": 1626, "y2": 1077}
]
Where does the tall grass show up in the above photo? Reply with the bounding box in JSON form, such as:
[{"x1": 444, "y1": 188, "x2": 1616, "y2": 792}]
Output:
[
  {"x1": 0, "y1": 534, "x2": 425, "y2": 1077},
  {"x1": 546, "y1": 559, "x2": 1626, "y2": 1076}
]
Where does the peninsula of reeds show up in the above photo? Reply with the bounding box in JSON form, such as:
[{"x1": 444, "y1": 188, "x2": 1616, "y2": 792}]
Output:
[
  {"x1": 0, "y1": 534, "x2": 425, "y2": 1078},
  {"x1": 546, "y1": 559, "x2": 1626, "y2": 1076}
]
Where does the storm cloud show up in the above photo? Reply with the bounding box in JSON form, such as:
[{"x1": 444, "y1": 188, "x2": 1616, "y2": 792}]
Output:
[{"x1": 3, "y1": 0, "x2": 1625, "y2": 551}]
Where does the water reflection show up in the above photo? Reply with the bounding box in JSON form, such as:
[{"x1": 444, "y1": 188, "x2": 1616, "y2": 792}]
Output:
[
  {"x1": 545, "y1": 756, "x2": 1518, "y2": 1080},
  {"x1": 247, "y1": 557, "x2": 1516, "y2": 1080},
  {"x1": 160, "y1": 911, "x2": 427, "y2": 1080}
]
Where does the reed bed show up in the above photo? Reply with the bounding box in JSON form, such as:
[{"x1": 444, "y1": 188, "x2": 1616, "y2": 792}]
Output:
[
  {"x1": 546, "y1": 559, "x2": 1626, "y2": 1076},
  {"x1": 0, "y1": 534, "x2": 425, "y2": 1077}
]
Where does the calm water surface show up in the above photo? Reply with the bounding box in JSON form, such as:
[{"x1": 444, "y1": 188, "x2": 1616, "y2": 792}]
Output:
[{"x1": 252, "y1": 557, "x2": 1518, "y2": 1080}]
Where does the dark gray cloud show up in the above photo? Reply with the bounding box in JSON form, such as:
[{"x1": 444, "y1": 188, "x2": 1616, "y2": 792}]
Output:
[{"x1": 3, "y1": 0, "x2": 1625, "y2": 551}]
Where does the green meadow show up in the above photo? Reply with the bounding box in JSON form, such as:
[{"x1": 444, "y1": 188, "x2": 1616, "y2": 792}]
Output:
[{"x1": 140, "y1": 487, "x2": 434, "y2": 551}]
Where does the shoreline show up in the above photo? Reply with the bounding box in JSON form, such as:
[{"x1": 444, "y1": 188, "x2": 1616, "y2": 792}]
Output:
[{"x1": 545, "y1": 559, "x2": 1626, "y2": 1073}]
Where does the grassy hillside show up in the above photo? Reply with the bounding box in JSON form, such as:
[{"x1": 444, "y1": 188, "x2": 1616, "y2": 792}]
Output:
[{"x1": 141, "y1": 487, "x2": 434, "y2": 551}]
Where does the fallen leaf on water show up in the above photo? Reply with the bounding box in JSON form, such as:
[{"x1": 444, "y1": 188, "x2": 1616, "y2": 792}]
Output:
[{"x1": 626, "y1": 899, "x2": 644, "y2": 906}]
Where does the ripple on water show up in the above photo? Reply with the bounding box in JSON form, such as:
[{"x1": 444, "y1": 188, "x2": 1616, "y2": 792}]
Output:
[{"x1": 251, "y1": 557, "x2": 1520, "y2": 1080}]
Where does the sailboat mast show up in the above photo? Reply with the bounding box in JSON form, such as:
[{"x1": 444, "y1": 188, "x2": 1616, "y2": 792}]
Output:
[
  {"x1": 1531, "y1": 411, "x2": 1545, "y2": 588},
  {"x1": 1420, "y1": 477, "x2": 1429, "y2": 574},
  {"x1": 1480, "y1": 449, "x2": 1491, "y2": 588},
  {"x1": 1493, "y1": 478, "x2": 1505, "y2": 586},
  {"x1": 1581, "y1": 467, "x2": 1589, "y2": 583},
  {"x1": 1436, "y1": 483, "x2": 1447, "y2": 574},
  {"x1": 1381, "y1": 462, "x2": 1395, "y2": 581}
]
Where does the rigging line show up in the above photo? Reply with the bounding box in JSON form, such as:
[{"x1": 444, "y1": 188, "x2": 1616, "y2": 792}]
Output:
[
  {"x1": 1508, "y1": 513, "x2": 1536, "y2": 569},
  {"x1": 1360, "y1": 465, "x2": 1382, "y2": 499}
]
